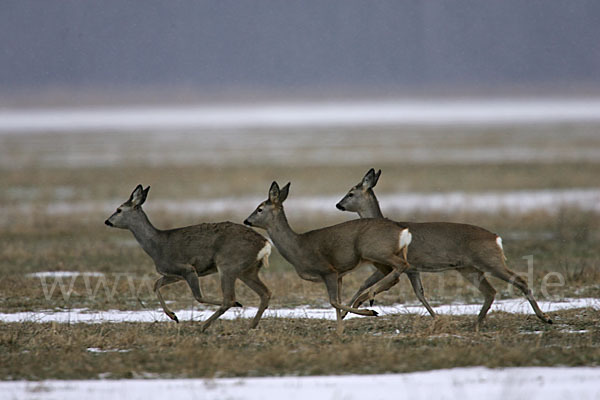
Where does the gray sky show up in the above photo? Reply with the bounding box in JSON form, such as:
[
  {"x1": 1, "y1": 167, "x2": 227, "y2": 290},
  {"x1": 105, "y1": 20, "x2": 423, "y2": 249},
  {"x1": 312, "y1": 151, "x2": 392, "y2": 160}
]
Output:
[{"x1": 2, "y1": 1, "x2": 600, "y2": 100}]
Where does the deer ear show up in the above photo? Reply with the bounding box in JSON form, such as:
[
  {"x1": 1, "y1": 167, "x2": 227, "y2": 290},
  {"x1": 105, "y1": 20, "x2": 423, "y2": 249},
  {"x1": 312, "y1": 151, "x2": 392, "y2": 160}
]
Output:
[
  {"x1": 279, "y1": 182, "x2": 290, "y2": 203},
  {"x1": 130, "y1": 184, "x2": 148, "y2": 207},
  {"x1": 373, "y1": 169, "x2": 381, "y2": 187},
  {"x1": 142, "y1": 186, "x2": 151, "y2": 202},
  {"x1": 128, "y1": 185, "x2": 143, "y2": 202},
  {"x1": 268, "y1": 181, "x2": 280, "y2": 203},
  {"x1": 361, "y1": 168, "x2": 380, "y2": 189}
]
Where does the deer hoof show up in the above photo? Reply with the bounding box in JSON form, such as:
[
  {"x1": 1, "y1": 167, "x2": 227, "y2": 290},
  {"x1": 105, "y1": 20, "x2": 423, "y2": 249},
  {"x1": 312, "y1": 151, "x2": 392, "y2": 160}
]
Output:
[
  {"x1": 369, "y1": 299, "x2": 374, "y2": 307},
  {"x1": 234, "y1": 301, "x2": 243, "y2": 307},
  {"x1": 371, "y1": 310, "x2": 379, "y2": 317},
  {"x1": 169, "y1": 313, "x2": 179, "y2": 323}
]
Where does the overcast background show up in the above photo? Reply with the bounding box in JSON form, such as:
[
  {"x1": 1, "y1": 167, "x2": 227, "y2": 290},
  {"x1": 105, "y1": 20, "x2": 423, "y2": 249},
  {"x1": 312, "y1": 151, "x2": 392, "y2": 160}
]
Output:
[{"x1": 2, "y1": 1, "x2": 600, "y2": 106}]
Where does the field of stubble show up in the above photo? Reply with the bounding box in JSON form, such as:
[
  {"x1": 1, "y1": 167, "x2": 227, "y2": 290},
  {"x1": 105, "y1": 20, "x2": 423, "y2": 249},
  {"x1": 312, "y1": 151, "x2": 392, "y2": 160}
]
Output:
[{"x1": 1, "y1": 122, "x2": 599, "y2": 379}]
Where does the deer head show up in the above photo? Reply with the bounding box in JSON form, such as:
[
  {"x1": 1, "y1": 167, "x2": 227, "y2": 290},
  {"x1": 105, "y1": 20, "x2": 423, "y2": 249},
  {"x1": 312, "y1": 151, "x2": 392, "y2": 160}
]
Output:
[
  {"x1": 244, "y1": 181, "x2": 290, "y2": 229},
  {"x1": 105, "y1": 184, "x2": 150, "y2": 229},
  {"x1": 336, "y1": 168, "x2": 380, "y2": 213}
]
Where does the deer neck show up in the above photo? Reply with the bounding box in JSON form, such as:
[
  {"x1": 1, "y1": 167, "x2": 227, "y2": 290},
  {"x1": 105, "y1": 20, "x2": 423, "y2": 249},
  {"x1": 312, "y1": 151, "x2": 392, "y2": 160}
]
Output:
[
  {"x1": 128, "y1": 209, "x2": 162, "y2": 258},
  {"x1": 357, "y1": 192, "x2": 384, "y2": 219},
  {"x1": 265, "y1": 209, "x2": 304, "y2": 264}
]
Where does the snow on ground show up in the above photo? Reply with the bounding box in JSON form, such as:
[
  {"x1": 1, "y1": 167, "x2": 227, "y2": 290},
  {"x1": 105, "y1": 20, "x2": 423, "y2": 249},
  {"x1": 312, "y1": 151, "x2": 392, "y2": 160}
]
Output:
[
  {"x1": 1, "y1": 298, "x2": 597, "y2": 324},
  {"x1": 4, "y1": 188, "x2": 600, "y2": 220},
  {"x1": 3, "y1": 98, "x2": 600, "y2": 133},
  {"x1": 1, "y1": 367, "x2": 599, "y2": 400},
  {"x1": 25, "y1": 271, "x2": 105, "y2": 278}
]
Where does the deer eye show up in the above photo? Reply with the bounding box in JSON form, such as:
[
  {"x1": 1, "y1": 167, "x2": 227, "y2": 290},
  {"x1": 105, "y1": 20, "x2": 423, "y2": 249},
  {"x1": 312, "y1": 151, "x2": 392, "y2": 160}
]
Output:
[
  {"x1": 257, "y1": 208, "x2": 263, "y2": 213},
  {"x1": 116, "y1": 209, "x2": 122, "y2": 214},
  {"x1": 348, "y1": 193, "x2": 354, "y2": 197}
]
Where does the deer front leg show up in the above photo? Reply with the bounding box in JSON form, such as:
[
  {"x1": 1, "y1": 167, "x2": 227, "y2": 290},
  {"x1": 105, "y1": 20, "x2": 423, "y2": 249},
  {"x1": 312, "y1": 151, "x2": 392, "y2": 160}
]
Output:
[{"x1": 154, "y1": 276, "x2": 183, "y2": 322}]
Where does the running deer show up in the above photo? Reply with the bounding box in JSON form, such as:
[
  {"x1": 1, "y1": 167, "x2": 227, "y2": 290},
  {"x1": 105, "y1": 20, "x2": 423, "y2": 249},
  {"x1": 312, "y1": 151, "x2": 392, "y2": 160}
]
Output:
[
  {"x1": 244, "y1": 181, "x2": 412, "y2": 334},
  {"x1": 105, "y1": 185, "x2": 272, "y2": 331},
  {"x1": 336, "y1": 169, "x2": 553, "y2": 327}
]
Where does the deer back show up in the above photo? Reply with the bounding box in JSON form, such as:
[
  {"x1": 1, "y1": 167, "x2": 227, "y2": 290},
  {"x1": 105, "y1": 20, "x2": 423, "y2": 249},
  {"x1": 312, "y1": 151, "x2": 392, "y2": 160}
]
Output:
[{"x1": 162, "y1": 222, "x2": 269, "y2": 267}]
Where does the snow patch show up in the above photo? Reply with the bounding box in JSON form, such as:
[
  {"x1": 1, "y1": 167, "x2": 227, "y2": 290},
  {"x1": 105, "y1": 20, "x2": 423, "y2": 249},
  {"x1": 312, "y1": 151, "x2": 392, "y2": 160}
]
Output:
[
  {"x1": 3, "y1": 99, "x2": 600, "y2": 133},
  {"x1": 26, "y1": 271, "x2": 105, "y2": 278},
  {"x1": 4, "y1": 188, "x2": 600, "y2": 220},
  {"x1": 87, "y1": 347, "x2": 131, "y2": 353},
  {"x1": 0, "y1": 298, "x2": 597, "y2": 324},
  {"x1": 1, "y1": 367, "x2": 599, "y2": 400}
]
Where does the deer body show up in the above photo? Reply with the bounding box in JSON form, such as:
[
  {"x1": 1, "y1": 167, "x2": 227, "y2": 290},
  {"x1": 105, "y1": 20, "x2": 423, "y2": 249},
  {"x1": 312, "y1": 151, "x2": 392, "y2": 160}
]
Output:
[
  {"x1": 244, "y1": 181, "x2": 412, "y2": 334},
  {"x1": 105, "y1": 185, "x2": 272, "y2": 331},
  {"x1": 269, "y1": 217, "x2": 409, "y2": 279},
  {"x1": 336, "y1": 169, "x2": 553, "y2": 327}
]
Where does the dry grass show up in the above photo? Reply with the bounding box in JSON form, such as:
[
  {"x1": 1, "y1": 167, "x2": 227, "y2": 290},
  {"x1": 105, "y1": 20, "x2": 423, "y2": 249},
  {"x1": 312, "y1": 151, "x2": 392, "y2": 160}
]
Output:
[
  {"x1": 1, "y1": 125, "x2": 599, "y2": 380},
  {"x1": 2, "y1": 162, "x2": 600, "y2": 205},
  {"x1": 1, "y1": 309, "x2": 598, "y2": 380}
]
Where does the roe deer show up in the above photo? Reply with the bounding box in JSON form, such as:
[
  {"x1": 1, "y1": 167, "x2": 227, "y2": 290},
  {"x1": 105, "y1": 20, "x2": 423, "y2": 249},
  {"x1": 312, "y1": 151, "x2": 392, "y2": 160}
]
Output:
[
  {"x1": 336, "y1": 169, "x2": 553, "y2": 328},
  {"x1": 244, "y1": 181, "x2": 412, "y2": 334},
  {"x1": 105, "y1": 185, "x2": 272, "y2": 331}
]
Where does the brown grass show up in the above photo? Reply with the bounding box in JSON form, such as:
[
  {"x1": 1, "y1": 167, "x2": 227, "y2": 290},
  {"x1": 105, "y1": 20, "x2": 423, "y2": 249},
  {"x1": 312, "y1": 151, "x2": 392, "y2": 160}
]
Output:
[
  {"x1": 1, "y1": 126, "x2": 599, "y2": 380},
  {"x1": 1, "y1": 308, "x2": 598, "y2": 380}
]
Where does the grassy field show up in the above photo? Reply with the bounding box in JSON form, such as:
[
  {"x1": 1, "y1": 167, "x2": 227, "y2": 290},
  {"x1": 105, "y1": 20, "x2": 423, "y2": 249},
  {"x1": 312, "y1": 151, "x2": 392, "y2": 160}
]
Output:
[
  {"x1": 1, "y1": 122, "x2": 599, "y2": 380},
  {"x1": 1, "y1": 310, "x2": 599, "y2": 380}
]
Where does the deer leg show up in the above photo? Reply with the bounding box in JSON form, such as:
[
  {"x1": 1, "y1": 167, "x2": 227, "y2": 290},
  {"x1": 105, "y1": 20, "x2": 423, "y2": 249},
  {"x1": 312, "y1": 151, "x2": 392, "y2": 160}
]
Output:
[
  {"x1": 201, "y1": 269, "x2": 239, "y2": 332},
  {"x1": 324, "y1": 274, "x2": 379, "y2": 319},
  {"x1": 239, "y1": 267, "x2": 271, "y2": 329},
  {"x1": 457, "y1": 267, "x2": 496, "y2": 330},
  {"x1": 406, "y1": 271, "x2": 436, "y2": 318},
  {"x1": 341, "y1": 265, "x2": 390, "y2": 319},
  {"x1": 176, "y1": 264, "x2": 236, "y2": 307},
  {"x1": 486, "y1": 263, "x2": 553, "y2": 324},
  {"x1": 352, "y1": 269, "x2": 401, "y2": 309},
  {"x1": 336, "y1": 276, "x2": 344, "y2": 334},
  {"x1": 154, "y1": 276, "x2": 183, "y2": 322}
]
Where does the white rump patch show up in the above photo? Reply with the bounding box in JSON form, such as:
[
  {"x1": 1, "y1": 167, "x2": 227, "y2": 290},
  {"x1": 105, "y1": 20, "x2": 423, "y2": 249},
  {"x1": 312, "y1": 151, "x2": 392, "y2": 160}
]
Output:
[
  {"x1": 496, "y1": 236, "x2": 507, "y2": 260},
  {"x1": 399, "y1": 228, "x2": 412, "y2": 249},
  {"x1": 496, "y1": 236, "x2": 503, "y2": 250},
  {"x1": 257, "y1": 241, "x2": 272, "y2": 267}
]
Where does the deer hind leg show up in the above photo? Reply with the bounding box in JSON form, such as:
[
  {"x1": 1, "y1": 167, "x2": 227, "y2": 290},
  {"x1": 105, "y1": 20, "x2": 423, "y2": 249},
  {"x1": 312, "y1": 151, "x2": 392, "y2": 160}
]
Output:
[
  {"x1": 239, "y1": 266, "x2": 271, "y2": 329},
  {"x1": 457, "y1": 267, "x2": 496, "y2": 330},
  {"x1": 352, "y1": 269, "x2": 401, "y2": 310},
  {"x1": 154, "y1": 276, "x2": 183, "y2": 322},
  {"x1": 201, "y1": 267, "x2": 240, "y2": 332},
  {"x1": 406, "y1": 271, "x2": 436, "y2": 318},
  {"x1": 176, "y1": 264, "x2": 238, "y2": 307},
  {"x1": 485, "y1": 261, "x2": 553, "y2": 324},
  {"x1": 334, "y1": 276, "x2": 344, "y2": 335},
  {"x1": 351, "y1": 254, "x2": 409, "y2": 310},
  {"x1": 340, "y1": 267, "x2": 388, "y2": 320},
  {"x1": 324, "y1": 274, "x2": 378, "y2": 318}
]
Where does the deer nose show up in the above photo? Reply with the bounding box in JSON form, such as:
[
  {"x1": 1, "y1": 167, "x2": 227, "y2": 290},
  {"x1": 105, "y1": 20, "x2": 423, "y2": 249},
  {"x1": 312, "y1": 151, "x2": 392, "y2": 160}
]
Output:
[
  {"x1": 243, "y1": 219, "x2": 252, "y2": 226},
  {"x1": 104, "y1": 220, "x2": 113, "y2": 227},
  {"x1": 336, "y1": 203, "x2": 345, "y2": 211}
]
